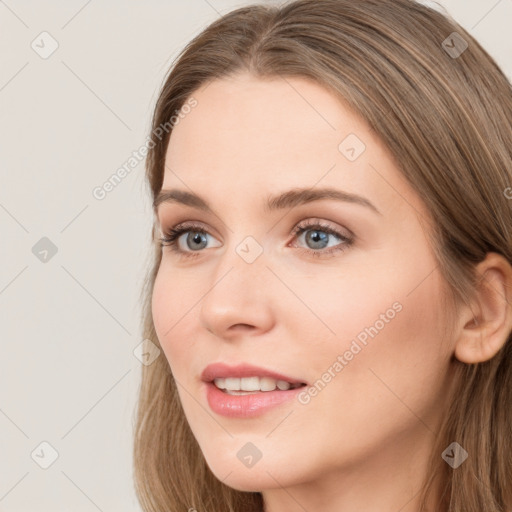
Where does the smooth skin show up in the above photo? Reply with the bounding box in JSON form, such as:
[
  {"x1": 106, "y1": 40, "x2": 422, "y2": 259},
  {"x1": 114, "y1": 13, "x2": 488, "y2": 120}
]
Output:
[{"x1": 151, "y1": 72, "x2": 512, "y2": 512}]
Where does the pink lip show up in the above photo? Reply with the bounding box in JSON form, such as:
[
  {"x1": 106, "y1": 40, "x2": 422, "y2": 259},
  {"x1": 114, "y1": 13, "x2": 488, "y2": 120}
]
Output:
[
  {"x1": 201, "y1": 363, "x2": 307, "y2": 418},
  {"x1": 200, "y1": 362, "x2": 306, "y2": 385},
  {"x1": 204, "y1": 382, "x2": 305, "y2": 418}
]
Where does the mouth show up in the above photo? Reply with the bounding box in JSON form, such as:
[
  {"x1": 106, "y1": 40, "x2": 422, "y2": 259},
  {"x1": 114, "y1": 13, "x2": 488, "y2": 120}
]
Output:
[
  {"x1": 201, "y1": 362, "x2": 308, "y2": 391},
  {"x1": 200, "y1": 362, "x2": 308, "y2": 416},
  {"x1": 213, "y1": 376, "x2": 307, "y2": 395}
]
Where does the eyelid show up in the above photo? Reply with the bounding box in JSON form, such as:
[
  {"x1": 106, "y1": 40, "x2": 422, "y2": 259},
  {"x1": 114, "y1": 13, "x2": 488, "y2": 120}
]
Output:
[
  {"x1": 159, "y1": 221, "x2": 221, "y2": 249},
  {"x1": 292, "y1": 217, "x2": 353, "y2": 239},
  {"x1": 159, "y1": 218, "x2": 351, "y2": 240}
]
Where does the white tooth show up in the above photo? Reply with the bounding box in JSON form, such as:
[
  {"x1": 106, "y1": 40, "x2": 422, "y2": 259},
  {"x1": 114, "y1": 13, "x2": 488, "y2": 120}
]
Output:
[
  {"x1": 213, "y1": 378, "x2": 225, "y2": 389},
  {"x1": 260, "y1": 377, "x2": 277, "y2": 391},
  {"x1": 241, "y1": 377, "x2": 260, "y2": 391},
  {"x1": 276, "y1": 380, "x2": 291, "y2": 390},
  {"x1": 215, "y1": 376, "x2": 295, "y2": 392},
  {"x1": 224, "y1": 377, "x2": 241, "y2": 391}
]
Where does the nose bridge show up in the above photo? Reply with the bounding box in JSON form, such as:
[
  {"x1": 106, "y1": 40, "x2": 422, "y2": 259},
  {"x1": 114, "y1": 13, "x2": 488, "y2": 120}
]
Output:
[
  {"x1": 199, "y1": 232, "x2": 274, "y2": 335},
  {"x1": 214, "y1": 228, "x2": 269, "y2": 285},
  {"x1": 208, "y1": 231, "x2": 269, "y2": 304}
]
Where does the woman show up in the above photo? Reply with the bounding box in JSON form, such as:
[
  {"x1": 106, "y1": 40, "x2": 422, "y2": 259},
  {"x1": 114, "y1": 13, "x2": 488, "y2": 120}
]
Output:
[{"x1": 133, "y1": 1, "x2": 512, "y2": 510}]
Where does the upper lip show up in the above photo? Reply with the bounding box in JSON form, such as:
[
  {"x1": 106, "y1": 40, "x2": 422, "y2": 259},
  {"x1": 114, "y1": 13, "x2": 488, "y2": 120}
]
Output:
[{"x1": 201, "y1": 362, "x2": 307, "y2": 385}]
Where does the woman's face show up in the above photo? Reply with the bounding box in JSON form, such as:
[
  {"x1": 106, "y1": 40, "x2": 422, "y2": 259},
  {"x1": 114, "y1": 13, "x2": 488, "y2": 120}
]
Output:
[{"x1": 152, "y1": 72, "x2": 456, "y2": 500}]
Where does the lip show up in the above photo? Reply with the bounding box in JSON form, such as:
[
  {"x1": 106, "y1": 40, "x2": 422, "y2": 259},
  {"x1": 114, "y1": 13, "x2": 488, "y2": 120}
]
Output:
[
  {"x1": 204, "y1": 381, "x2": 305, "y2": 418},
  {"x1": 201, "y1": 363, "x2": 307, "y2": 418},
  {"x1": 200, "y1": 362, "x2": 306, "y2": 385}
]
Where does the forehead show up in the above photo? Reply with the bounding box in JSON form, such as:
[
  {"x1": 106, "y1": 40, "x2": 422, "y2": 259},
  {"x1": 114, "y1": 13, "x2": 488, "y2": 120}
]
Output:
[
  {"x1": 165, "y1": 73, "x2": 369, "y2": 180},
  {"x1": 162, "y1": 73, "x2": 425, "y2": 220}
]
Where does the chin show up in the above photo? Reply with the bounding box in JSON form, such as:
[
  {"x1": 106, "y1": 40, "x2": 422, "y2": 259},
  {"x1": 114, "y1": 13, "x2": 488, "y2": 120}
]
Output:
[
  {"x1": 201, "y1": 447, "x2": 305, "y2": 493},
  {"x1": 208, "y1": 466, "x2": 282, "y2": 493}
]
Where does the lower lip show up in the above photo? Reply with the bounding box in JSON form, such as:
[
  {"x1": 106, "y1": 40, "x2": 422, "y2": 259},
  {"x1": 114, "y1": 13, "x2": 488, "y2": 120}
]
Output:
[{"x1": 204, "y1": 382, "x2": 305, "y2": 418}]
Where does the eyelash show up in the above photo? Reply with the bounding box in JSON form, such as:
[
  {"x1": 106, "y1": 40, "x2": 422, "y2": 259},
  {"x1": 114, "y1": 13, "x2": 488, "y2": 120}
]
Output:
[{"x1": 158, "y1": 220, "x2": 354, "y2": 260}]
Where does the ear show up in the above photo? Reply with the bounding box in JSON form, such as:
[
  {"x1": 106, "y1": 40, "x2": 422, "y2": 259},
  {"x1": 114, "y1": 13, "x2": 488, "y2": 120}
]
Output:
[{"x1": 454, "y1": 252, "x2": 512, "y2": 364}]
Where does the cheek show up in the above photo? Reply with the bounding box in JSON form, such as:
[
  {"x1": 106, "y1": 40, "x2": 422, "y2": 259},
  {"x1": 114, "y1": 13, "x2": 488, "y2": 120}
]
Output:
[
  {"x1": 287, "y1": 269, "x2": 451, "y2": 474},
  {"x1": 316, "y1": 230, "x2": 451, "y2": 373},
  {"x1": 306, "y1": 262, "x2": 451, "y2": 429},
  {"x1": 151, "y1": 267, "x2": 195, "y2": 371},
  {"x1": 152, "y1": 270, "x2": 171, "y2": 346},
  {"x1": 151, "y1": 273, "x2": 164, "y2": 334}
]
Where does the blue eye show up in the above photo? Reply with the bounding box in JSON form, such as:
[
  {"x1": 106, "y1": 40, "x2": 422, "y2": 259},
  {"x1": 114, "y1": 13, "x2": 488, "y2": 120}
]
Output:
[
  {"x1": 158, "y1": 220, "x2": 353, "y2": 259},
  {"x1": 159, "y1": 222, "x2": 219, "y2": 258},
  {"x1": 291, "y1": 221, "x2": 352, "y2": 257}
]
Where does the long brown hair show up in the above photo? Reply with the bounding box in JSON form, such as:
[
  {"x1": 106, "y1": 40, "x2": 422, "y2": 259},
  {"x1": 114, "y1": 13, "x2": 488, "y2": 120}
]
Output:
[{"x1": 132, "y1": 1, "x2": 512, "y2": 510}]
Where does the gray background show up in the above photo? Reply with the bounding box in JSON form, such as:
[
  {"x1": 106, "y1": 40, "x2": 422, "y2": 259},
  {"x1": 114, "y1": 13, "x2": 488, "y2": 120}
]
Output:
[{"x1": 0, "y1": 1, "x2": 510, "y2": 510}]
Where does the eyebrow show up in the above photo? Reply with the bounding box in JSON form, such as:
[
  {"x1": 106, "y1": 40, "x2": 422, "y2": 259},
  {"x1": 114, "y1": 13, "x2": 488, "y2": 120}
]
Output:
[{"x1": 153, "y1": 187, "x2": 382, "y2": 216}]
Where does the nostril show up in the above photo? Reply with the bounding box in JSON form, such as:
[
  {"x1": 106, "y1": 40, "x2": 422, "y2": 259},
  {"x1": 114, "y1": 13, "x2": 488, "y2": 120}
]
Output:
[{"x1": 231, "y1": 323, "x2": 255, "y2": 331}]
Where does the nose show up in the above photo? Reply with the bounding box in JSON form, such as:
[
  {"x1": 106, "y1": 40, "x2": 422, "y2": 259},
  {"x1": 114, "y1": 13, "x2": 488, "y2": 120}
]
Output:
[{"x1": 199, "y1": 244, "x2": 275, "y2": 340}]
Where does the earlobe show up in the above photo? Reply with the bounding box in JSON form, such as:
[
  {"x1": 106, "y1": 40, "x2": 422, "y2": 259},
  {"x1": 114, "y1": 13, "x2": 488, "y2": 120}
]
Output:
[{"x1": 454, "y1": 253, "x2": 512, "y2": 364}]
